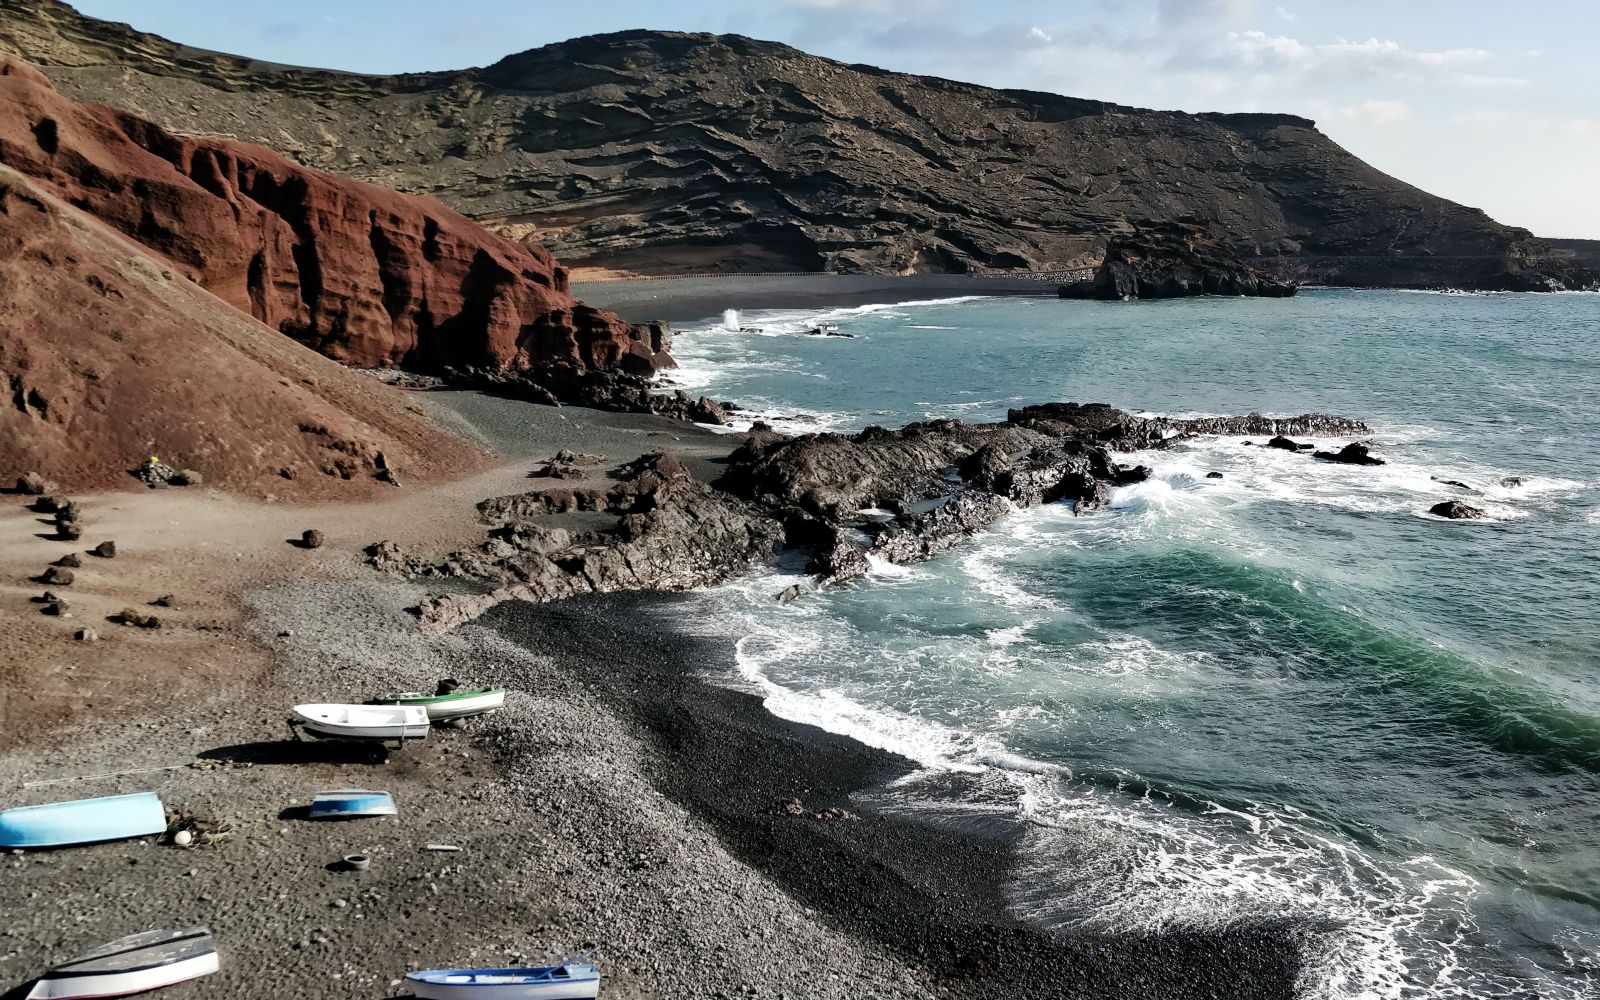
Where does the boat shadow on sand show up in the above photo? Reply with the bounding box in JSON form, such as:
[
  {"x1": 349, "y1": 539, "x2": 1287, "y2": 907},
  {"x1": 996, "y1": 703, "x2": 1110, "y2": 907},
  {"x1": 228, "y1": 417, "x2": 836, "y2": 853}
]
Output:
[{"x1": 196, "y1": 739, "x2": 398, "y2": 767}]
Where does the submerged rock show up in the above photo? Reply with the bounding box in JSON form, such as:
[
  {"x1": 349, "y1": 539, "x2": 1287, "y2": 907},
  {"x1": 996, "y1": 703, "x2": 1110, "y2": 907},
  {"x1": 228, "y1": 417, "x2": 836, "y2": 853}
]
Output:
[{"x1": 1430, "y1": 500, "x2": 1486, "y2": 520}]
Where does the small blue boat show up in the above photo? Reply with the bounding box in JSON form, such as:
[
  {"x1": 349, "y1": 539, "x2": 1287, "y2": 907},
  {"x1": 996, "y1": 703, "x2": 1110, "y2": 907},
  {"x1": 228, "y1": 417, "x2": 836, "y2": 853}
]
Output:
[
  {"x1": 0, "y1": 792, "x2": 166, "y2": 849},
  {"x1": 307, "y1": 789, "x2": 396, "y2": 820}
]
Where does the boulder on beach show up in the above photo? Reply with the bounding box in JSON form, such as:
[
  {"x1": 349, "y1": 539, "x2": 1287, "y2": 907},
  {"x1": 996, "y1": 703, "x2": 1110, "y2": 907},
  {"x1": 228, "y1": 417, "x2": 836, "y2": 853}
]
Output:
[
  {"x1": 89, "y1": 540, "x2": 117, "y2": 559},
  {"x1": 1430, "y1": 500, "x2": 1486, "y2": 520},
  {"x1": 15, "y1": 471, "x2": 51, "y2": 495},
  {"x1": 300, "y1": 529, "x2": 325, "y2": 549}
]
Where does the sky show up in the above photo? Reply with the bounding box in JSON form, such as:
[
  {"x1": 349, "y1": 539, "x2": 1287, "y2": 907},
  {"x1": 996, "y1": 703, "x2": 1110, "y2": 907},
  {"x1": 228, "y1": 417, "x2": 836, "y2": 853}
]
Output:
[{"x1": 71, "y1": 0, "x2": 1600, "y2": 238}]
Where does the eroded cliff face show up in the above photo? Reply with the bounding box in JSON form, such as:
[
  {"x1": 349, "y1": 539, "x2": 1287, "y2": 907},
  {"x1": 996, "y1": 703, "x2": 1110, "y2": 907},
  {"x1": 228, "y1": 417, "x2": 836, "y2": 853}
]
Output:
[
  {"x1": 0, "y1": 55, "x2": 668, "y2": 376},
  {"x1": 0, "y1": 156, "x2": 487, "y2": 495},
  {"x1": 0, "y1": 1, "x2": 1592, "y2": 289}
]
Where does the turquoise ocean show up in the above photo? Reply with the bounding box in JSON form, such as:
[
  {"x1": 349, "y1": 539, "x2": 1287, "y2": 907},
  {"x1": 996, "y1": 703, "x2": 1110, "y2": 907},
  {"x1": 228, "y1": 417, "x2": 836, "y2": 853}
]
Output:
[{"x1": 663, "y1": 290, "x2": 1598, "y2": 999}]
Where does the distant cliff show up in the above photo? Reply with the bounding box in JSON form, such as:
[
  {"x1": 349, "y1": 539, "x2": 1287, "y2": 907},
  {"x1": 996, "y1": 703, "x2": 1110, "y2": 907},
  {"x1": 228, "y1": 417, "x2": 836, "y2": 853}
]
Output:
[{"x1": 0, "y1": 0, "x2": 1593, "y2": 290}]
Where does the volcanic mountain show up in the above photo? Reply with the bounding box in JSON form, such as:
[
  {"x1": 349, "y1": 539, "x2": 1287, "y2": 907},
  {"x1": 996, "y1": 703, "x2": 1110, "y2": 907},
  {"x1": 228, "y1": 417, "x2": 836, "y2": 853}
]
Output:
[{"x1": 0, "y1": 0, "x2": 1590, "y2": 290}]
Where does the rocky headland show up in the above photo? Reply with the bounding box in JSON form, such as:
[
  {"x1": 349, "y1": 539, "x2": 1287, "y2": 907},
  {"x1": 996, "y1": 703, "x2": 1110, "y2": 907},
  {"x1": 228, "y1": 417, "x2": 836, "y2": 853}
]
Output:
[
  {"x1": 1059, "y1": 221, "x2": 1298, "y2": 300},
  {"x1": 0, "y1": 1, "x2": 1593, "y2": 290},
  {"x1": 370, "y1": 403, "x2": 1371, "y2": 632}
]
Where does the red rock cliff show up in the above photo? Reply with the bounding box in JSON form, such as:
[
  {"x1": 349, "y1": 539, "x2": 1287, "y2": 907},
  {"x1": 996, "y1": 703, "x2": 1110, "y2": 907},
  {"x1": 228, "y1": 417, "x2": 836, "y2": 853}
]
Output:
[{"x1": 0, "y1": 57, "x2": 668, "y2": 374}]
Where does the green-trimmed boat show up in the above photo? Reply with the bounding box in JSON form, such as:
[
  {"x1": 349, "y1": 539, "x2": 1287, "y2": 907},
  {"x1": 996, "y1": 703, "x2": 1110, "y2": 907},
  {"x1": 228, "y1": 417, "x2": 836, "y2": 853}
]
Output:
[{"x1": 370, "y1": 682, "x2": 505, "y2": 722}]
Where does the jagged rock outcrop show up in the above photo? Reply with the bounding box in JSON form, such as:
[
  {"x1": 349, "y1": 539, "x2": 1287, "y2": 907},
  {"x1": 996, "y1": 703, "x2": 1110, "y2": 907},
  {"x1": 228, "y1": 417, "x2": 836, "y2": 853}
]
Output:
[
  {"x1": 1060, "y1": 221, "x2": 1298, "y2": 300},
  {"x1": 0, "y1": 54, "x2": 667, "y2": 382},
  {"x1": 1430, "y1": 500, "x2": 1485, "y2": 520},
  {"x1": 384, "y1": 402, "x2": 1369, "y2": 629},
  {"x1": 1, "y1": 3, "x2": 1593, "y2": 290}
]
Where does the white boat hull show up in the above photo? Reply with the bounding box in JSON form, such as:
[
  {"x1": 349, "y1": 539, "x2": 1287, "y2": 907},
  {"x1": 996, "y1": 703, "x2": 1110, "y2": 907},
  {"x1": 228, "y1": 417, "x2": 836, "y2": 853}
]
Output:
[
  {"x1": 292, "y1": 704, "x2": 429, "y2": 742},
  {"x1": 28, "y1": 951, "x2": 219, "y2": 999}
]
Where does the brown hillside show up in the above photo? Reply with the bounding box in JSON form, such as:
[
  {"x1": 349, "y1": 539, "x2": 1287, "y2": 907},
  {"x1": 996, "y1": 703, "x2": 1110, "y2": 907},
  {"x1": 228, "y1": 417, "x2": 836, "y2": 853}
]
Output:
[{"x1": 0, "y1": 154, "x2": 486, "y2": 496}]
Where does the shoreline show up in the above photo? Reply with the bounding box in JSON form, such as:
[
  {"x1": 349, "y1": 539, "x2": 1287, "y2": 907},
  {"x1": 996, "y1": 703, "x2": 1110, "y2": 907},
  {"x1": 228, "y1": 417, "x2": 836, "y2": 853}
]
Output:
[
  {"x1": 573, "y1": 274, "x2": 1056, "y2": 324},
  {"x1": 485, "y1": 592, "x2": 1308, "y2": 999}
]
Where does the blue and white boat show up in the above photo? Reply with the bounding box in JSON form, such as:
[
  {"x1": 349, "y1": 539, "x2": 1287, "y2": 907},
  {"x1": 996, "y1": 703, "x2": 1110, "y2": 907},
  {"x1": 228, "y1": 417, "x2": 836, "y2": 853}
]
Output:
[
  {"x1": 307, "y1": 789, "x2": 396, "y2": 820},
  {"x1": 406, "y1": 955, "x2": 599, "y2": 999},
  {"x1": 27, "y1": 927, "x2": 218, "y2": 999},
  {"x1": 0, "y1": 792, "x2": 166, "y2": 849}
]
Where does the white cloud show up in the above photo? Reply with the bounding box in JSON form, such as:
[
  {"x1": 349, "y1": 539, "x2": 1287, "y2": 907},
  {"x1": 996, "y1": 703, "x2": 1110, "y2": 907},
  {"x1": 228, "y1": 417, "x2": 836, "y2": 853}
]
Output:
[
  {"x1": 1275, "y1": 6, "x2": 1295, "y2": 22},
  {"x1": 1331, "y1": 98, "x2": 1411, "y2": 126},
  {"x1": 1029, "y1": 26, "x2": 1053, "y2": 43}
]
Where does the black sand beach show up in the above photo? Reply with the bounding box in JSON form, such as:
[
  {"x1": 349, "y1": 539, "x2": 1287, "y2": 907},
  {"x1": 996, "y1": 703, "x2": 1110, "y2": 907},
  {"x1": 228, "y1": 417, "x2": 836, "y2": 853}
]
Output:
[
  {"x1": 574, "y1": 274, "x2": 1056, "y2": 324},
  {"x1": 488, "y1": 593, "x2": 1309, "y2": 999}
]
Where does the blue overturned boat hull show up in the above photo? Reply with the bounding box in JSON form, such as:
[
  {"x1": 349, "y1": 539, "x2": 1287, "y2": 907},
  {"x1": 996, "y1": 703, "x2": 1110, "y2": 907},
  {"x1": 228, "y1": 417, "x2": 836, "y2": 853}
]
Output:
[
  {"x1": 0, "y1": 792, "x2": 167, "y2": 849},
  {"x1": 308, "y1": 789, "x2": 396, "y2": 820}
]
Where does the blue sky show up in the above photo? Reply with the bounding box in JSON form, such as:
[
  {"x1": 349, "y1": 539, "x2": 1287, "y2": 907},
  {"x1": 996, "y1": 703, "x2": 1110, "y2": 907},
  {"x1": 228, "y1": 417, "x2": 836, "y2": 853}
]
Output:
[{"x1": 72, "y1": 0, "x2": 1600, "y2": 237}]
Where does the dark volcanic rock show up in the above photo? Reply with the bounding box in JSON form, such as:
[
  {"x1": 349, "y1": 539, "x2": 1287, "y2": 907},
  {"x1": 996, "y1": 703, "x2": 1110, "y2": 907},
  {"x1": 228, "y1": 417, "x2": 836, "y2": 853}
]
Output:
[
  {"x1": 390, "y1": 400, "x2": 1370, "y2": 631},
  {"x1": 1313, "y1": 442, "x2": 1385, "y2": 466},
  {"x1": 300, "y1": 529, "x2": 324, "y2": 549},
  {"x1": 2, "y1": 7, "x2": 1595, "y2": 289},
  {"x1": 1267, "y1": 435, "x2": 1307, "y2": 451},
  {"x1": 1061, "y1": 221, "x2": 1298, "y2": 300},
  {"x1": 88, "y1": 539, "x2": 116, "y2": 558},
  {"x1": 1430, "y1": 500, "x2": 1485, "y2": 520}
]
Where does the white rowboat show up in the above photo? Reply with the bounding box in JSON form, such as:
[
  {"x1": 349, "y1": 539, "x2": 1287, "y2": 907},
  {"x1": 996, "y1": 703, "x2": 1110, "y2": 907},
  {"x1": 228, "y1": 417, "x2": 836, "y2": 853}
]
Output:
[
  {"x1": 28, "y1": 927, "x2": 219, "y2": 999},
  {"x1": 290, "y1": 703, "x2": 429, "y2": 742}
]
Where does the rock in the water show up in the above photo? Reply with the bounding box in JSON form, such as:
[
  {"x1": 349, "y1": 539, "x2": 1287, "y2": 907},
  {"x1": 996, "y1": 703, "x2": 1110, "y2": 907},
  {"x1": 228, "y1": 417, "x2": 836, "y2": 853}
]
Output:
[
  {"x1": 1206, "y1": 471, "x2": 1224, "y2": 479},
  {"x1": 1430, "y1": 501, "x2": 1486, "y2": 520},
  {"x1": 1313, "y1": 442, "x2": 1385, "y2": 466},
  {"x1": 775, "y1": 583, "x2": 810, "y2": 605},
  {"x1": 1266, "y1": 435, "x2": 1304, "y2": 451},
  {"x1": 15, "y1": 471, "x2": 50, "y2": 495},
  {"x1": 300, "y1": 529, "x2": 324, "y2": 549},
  {"x1": 89, "y1": 540, "x2": 117, "y2": 558},
  {"x1": 1500, "y1": 476, "x2": 1525, "y2": 488}
]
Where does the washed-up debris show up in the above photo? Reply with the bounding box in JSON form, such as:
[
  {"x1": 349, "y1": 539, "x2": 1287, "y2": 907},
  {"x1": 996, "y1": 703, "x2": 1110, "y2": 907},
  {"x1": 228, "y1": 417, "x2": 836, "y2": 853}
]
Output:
[
  {"x1": 165, "y1": 808, "x2": 231, "y2": 847},
  {"x1": 422, "y1": 844, "x2": 463, "y2": 853}
]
